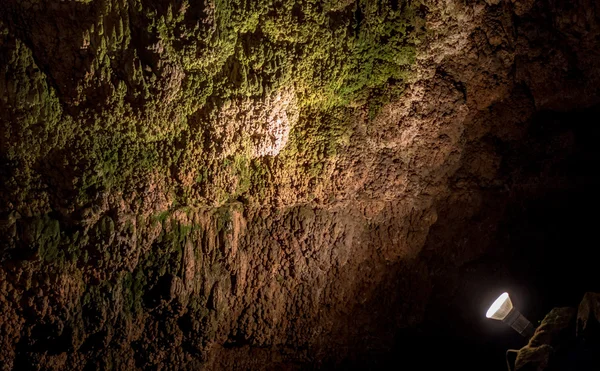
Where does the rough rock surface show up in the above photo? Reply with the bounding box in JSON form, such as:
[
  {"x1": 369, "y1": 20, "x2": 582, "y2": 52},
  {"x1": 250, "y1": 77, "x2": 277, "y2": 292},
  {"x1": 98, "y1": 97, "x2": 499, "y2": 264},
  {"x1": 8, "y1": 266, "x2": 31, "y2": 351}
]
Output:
[
  {"x1": 1, "y1": 0, "x2": 600, "y2": 369},
  {"x1": 578, "y1": 293, "x2": 600, "y2": 341},
  {"x1": 515, "y1": 293, "x2": 600, "y2": 371}
]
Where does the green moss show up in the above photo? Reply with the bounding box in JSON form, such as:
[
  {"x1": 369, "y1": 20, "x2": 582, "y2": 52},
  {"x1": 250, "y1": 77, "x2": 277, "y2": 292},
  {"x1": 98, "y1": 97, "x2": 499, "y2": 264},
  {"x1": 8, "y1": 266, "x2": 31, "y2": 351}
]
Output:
[
  {"x1": 215, "y1": 206, "x2": 233, "y2": 233},
  {"x1": 27, "y1": 215, "x2": 61, "y2": 262},
  {"x1": 1, "y1": 0, "x2": 425, "y2": 213},
  {"x1": 152, "y1": 210, "x2": 172, "y2": 225},
  {"x1": 121, "y1": 269, "x2": 145, "y2": 317}
]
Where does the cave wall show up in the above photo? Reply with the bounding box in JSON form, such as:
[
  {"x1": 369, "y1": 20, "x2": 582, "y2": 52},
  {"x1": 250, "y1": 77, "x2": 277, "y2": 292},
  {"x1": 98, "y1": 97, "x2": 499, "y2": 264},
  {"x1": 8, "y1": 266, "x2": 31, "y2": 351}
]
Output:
[{"x1": 1, "y1": 0, "x2": 600, "y2": 369}]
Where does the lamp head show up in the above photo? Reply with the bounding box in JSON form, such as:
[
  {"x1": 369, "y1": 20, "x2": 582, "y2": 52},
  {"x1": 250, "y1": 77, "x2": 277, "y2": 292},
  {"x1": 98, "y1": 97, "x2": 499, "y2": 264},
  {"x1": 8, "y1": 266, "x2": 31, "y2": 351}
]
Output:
[
  {"x1": 485, "y1": 292, "x2": 535, "y2": 338},
  {"x1": 486, "y1": 292, "x2": 513, "y2": 321}
]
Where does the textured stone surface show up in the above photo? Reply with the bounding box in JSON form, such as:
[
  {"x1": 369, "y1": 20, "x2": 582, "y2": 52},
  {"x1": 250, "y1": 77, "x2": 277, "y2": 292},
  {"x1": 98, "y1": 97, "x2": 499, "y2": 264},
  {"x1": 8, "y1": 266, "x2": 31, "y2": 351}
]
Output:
[
  {"x1": 515, "y1": 308, "x2": 575, "y2": 370},
  {"x1": 516, "y1": 344, "x2": 553, "y2": 371},
  {"x1": 1, "y1": 0, "x2": 600, "y2": 369},
  {"x1": 529, "y1": 307, "x2": 576, "y2": 348},
  {"x1": 577, "y1": 292, "x2": 600, "y2": 341},
  {"x1": 516, "y1": 294, "x2": 600, "y2": 371}
]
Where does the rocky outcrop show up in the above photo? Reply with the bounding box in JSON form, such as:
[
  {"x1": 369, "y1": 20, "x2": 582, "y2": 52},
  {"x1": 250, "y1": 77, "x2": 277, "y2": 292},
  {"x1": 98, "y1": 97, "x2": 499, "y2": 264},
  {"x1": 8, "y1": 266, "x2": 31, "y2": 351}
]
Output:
[
  {"x1": 515, "y1": 293, "x2": 600, "y2": 370},
  {"x1": 1, "y1": 0, "x2": 600, "y2": 369}
]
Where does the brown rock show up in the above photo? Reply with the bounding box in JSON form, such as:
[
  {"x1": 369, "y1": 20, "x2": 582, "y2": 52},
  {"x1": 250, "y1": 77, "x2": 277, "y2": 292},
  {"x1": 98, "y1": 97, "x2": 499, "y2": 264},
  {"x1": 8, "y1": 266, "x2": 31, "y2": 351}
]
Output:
[
  {"x1": 512, "y1": 0, "x2": 536, "y2": 16},
  {"x1": 515, "y1": 344, "x2": 553, "y2": 371},
  {"x1": 529, "y1": 307, "x2": 576, "y2": 348},
  {"x1": 1, "y1": 0, "x2": 600, "y2": 369},
  {"x1": 577, "y1": 292, "x2": 600, "y2": 341},
  {"x1": 515, "y1": 307, "x2": 576, "y2": 371}
]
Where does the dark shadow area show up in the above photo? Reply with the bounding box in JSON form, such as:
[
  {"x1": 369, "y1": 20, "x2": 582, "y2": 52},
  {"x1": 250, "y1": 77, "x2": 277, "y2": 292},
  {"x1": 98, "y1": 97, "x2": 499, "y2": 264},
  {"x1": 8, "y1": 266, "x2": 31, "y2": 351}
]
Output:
[{"x1": 386, "y1": 106, "x2": 600, "y2": 370}]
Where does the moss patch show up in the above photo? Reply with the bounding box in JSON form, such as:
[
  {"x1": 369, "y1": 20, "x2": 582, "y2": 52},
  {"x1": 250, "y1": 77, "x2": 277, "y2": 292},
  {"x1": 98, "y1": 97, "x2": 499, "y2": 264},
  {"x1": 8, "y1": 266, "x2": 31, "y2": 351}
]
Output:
[{"x1": 1, "y1": 0, "x2": 424, "y2": 214}]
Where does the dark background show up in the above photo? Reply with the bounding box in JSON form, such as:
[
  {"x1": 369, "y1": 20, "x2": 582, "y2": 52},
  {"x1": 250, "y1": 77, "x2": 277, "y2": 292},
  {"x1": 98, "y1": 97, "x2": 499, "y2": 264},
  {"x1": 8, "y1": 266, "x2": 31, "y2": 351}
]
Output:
[
  {"x1": 419, "y1": 107, "x2": 600, "y2": 370},
  {"x1": 345, "y1": 106, "x2": 600, "y2": 370}
]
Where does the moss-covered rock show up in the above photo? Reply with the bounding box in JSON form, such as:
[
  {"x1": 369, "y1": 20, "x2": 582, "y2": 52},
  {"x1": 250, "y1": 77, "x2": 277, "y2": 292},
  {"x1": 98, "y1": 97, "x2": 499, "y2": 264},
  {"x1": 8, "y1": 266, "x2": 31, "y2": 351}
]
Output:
[{"x1": 1, "y1": 0, "x2": 424, "y2": 215}]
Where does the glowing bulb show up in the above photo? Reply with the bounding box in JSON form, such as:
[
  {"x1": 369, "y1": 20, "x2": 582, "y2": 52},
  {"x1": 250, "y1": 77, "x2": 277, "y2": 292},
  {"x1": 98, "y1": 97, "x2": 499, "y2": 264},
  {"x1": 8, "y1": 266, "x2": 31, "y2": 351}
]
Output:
[
  {"x1": 486, "y1": 292, "x2": 513, "y2": 320},
  {"x1": 485, "y1": 292, "x2": 535, "y2": 338}
]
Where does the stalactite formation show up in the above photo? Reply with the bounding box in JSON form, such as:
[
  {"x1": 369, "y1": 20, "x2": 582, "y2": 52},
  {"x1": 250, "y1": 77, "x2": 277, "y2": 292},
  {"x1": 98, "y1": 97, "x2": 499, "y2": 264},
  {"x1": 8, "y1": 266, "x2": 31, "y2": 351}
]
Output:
[{"x1": 1, "y1": 0, "x2": 600, "y2": 369}]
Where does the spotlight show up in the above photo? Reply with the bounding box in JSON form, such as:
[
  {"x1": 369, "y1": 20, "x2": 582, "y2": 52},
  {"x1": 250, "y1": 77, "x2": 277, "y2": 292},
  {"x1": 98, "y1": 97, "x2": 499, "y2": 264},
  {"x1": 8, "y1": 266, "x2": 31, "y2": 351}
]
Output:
[{"x1": 486, "y1": 292, "x2": 535, "y2": 338}]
